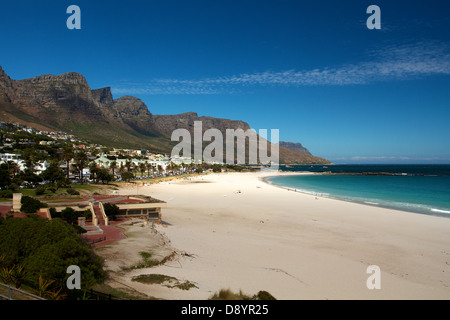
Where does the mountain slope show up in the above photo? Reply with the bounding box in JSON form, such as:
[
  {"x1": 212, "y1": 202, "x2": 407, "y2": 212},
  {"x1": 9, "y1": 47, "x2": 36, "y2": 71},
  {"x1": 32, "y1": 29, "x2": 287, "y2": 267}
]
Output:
[{"x1": 0, "y1": 66, "x2": 330, "y2": 164}]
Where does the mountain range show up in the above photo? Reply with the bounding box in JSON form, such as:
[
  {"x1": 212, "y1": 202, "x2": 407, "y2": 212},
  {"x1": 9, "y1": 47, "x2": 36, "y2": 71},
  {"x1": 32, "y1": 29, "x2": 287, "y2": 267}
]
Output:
[{"x1": 0, "y1": 66, "x2": 330, "y2": 164}]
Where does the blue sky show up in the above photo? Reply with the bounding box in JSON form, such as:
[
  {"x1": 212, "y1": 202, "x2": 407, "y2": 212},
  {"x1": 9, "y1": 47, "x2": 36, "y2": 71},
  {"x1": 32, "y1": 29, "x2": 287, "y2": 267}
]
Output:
[{"x1": 0, "y1": 0, "x2": 449, "y2": 163}]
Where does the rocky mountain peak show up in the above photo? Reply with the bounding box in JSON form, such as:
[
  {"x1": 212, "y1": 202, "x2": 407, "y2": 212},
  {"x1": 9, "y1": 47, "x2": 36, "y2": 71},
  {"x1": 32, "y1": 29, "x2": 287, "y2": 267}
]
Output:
[
  {"x1": 113, "y1": 96, "x2": 152, "y2": 116},
  {"x1": 92, "y1": 87, "x2": 114, "y2": 105},
  {"x1": 24, "y1": 72, "x2": 88, "y2": 86},
  {"x1": 0, "y1": 66, "x2": 13, "y2": 88}
]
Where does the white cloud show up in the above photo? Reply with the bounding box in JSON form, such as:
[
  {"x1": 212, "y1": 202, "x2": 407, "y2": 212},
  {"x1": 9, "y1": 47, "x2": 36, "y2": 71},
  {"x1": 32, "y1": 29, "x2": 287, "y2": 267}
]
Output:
[{"x1": 112, "y1": 40, "x2": 450, "y2": 95}]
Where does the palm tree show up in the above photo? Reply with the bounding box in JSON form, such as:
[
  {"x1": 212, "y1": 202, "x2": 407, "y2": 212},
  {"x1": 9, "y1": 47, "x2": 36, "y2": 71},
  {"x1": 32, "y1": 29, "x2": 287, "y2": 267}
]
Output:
[
  {"x1": 74, "y1": 150, "x2": 88, "y2": 183},
  {"x1": 61, "y1": 146, "x2": 74, "y2": 179},
  {"x1": 139, "y1": 162, "x2": 146, "y2": 177},
  {"x1": 119, "y1": 162, "x2": 125, "y2": 175},
  {"x1": 89, "y1": 161, "x2": 97, "y2": 183},
  {"x1": 145, "y1": 161, "x2": 152, "y2": 177},
  {"x1": 125, "y1": 160, "x2": 132, "y2": 172},
  {"x1": 109, "y1": 160, "x2": 117, "y2": 178}
]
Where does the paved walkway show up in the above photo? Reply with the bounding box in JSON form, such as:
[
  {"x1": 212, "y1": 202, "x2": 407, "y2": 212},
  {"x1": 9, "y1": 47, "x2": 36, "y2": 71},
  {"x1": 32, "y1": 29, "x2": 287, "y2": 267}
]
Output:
[{"x1": 82, "y1": 220, "x2": 128, "y2": 248}]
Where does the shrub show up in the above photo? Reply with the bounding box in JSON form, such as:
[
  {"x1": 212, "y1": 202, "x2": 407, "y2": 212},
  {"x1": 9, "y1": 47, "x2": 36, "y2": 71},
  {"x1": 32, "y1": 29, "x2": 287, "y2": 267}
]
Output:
[
  {"x1": 47, "y1": 184, "x2": 57, "y2": 193},
  {"x1": 0, "y1": 217, "x2": 105, "y2": 290},
  {"x1": 103, "y1": 203, "x2": 120, "y2": 220},
  {"x1": 254, "y1": 290, "x2": 277, "y2": 300},
  {"x1": 49, "y1": 207, "x2": 61, "y2": 219},
  {"x1": 20, "y1": 196, "x2": 47, "y2": 214},
  {"x1": 0, "y1": 189, "x2": 13, "y2": 199},
  {"x1": 35, "y1": 185, "x2": 47, "y2": 196},
  {"x1": 209, "y1": 288, "x2": 252, "y2": 300},
  {"x1": 66, "y1": 188, "x2": 80, "y2": 195},
  {"x1": 71, "y1": 224, "x2": 87, "y2": 234},
  {"x1": 82, "y1": 209, "x2": 91, "y2": 219},
  {"x1": 57, "y1": 178, "x2": 71, "y2": 189},
  {"x1": 120, "y1": 171, "x2": 134, "y2": 182},
  {"x1": 209, "y1": 288, "x2": 276, "y2": 300},
  {"x1": 61, "y1": 207, "x2": 79, "y2": 223}
]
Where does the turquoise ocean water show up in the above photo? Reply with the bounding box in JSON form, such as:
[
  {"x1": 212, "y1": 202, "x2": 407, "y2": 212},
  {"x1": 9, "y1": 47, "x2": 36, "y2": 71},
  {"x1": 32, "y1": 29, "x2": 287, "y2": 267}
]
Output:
[{"x1": 265, "y1": 165, "x2": 450, "y2": 218}]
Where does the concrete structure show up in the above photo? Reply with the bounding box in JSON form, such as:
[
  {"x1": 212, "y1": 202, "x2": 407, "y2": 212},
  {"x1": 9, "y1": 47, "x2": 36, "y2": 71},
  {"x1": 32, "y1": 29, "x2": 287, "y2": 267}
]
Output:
[
  {"x1": 12, "y1": 193, "x2": 22, "y2": 213},
  {"x1": 45, "y1": 195, "x2": 166, "y2": 225},
  {"x1": 114, "y1": 200, "x2": 166, "y2": 221}
]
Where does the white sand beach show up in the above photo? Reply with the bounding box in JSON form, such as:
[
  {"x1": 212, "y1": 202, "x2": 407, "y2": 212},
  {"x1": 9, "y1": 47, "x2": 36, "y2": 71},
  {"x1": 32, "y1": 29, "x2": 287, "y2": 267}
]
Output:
[{"x1": 108, "y1": 171, "x2": 450, "y2": 300}]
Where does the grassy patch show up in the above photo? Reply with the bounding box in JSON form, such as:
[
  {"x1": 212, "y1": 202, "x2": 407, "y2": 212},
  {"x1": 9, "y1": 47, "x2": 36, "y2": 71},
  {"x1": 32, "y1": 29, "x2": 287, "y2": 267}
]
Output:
[
  {"x1": 72, "y1": 184, "x2": 100, "y2": 191},
  {"x1": 121, "y1": 251, "x2": 160, "y2": 271},
  {"x1": 135, "y1": 251, "x2": 160, "y2": 268},
  {"x1": 131, "y1": 274, "x2": 198, "y2": 291},
  {"x1": 139, "y1": 251, "x2": 152, "y2": 260},
  {"x1": 209, "y1": 289, "x2": 276, "y2": 300}
]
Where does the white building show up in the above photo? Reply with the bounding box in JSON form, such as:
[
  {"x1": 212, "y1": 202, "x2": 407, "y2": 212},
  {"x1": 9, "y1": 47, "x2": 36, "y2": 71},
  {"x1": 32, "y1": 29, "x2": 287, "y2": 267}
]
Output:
[
  {"x1": 0, "y1": 153, "x2": 22, "y2": 162},
  {"x1": 0, "y1": 153, "x2": 50, "y2": 174}
]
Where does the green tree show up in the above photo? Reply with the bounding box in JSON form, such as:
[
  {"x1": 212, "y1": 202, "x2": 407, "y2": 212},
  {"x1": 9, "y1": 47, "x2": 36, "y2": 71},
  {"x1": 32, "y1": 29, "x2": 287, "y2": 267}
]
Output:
[
  {"x1": 0, "y1": 163, "x2": 11, "y2": 189},
  {"x1": 146, "y1": 161, "x2": 153, "y2": 177},
  {"x1": 61, "y1": 146, "x2": 74, "y2": 179},
  {"x1": 73, "y1": 150, "x2": 88, "y2": 183},
  {"x1": 139, "y1": 162, "x2": 146, "y2": 177},
  {"x1": 96, "y1": 168, "x2": 113, "y2": 184},
  {"x1": 61, "y1": 207, "x2": 79, "y2": 223},
  {"x1": 125, "y1": 160, "x2": 133, "y2": 173},
  {"x1": 17, "y1": 168, "x2": 42, "y2": 187},
  {"x1": 6, "y1": 161, "x2": 20, "y2": 178},
  {"x1": 40, "y1": 162, "x2": 66, "y2": 185},
  {"x1": 0, "y1": 216, "x2": 105, "y2": 290},
  {"x1": 109, "y1": 160, "x2": 117, "y2": 178},
  {"x1": 20, "y1": 195, "x2": 47, "y2": 214},
  {"x1": 103, "y1": 203, "x2": 120, "y2": 220},
  {"x1": 120, "y1": 171, "x2": 134, "y2": 182}
]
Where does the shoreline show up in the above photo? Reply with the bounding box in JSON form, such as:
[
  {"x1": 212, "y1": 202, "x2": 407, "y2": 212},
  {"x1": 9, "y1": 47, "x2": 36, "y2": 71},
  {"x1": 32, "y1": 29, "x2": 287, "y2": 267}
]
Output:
[
  {"x1": 263, "y1": 172, "x2": 450, "y2": 219},
  {"x1": 107, "y1": 171, "x2": 450, "y2": 300}
]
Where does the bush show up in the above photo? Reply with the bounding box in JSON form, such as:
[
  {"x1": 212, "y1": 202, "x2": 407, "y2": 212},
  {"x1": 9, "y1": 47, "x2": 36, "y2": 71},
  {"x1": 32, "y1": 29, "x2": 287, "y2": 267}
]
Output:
[
  {"x1": 120, "y1": 171, "x2": 134, "y2": 182},
  {"x1": 57, "y1": 178, "x2": 71, "y2": 189},
  {"x1": 0, "y1": 189, "x2": 13, "y2": 199},
  {"x1": 209, "y1": 288, "x2": 252, "y2": 300},
  {"x1": 103, "y1": 203, "x2": 120, "y2": 220},
  {"x1": 35, "y1": 185, "x2": 47, "y2": 196},
  {"x1": 0, "y1": 217, "x2": 105, "y2": 290},
  {"x1": 82, "y1": 209, "x2": 91, "y2": 219},
  {"x1": 66, "y1": 188, "x2": 80, "y2": 195},
  {"x1": 20, "y1": 196, "x2": 47, "y2": 214},
  {"x1": 47, "y1": 184, "x2": 57, "y2": 193},
  {"x1": 61, "y1": 207, "x2": 79, "y2": 223},
  {"x1": 209, "y1": 288, "x2": 276, "y2": 300},
  {"x1": 49, "y1": 207, "x2": 61, "y2": 219},
  {"x1": 254, "y1": 290, "x2": 277, "y2": 300},
  {"x1": 72, "y1": 224, "x2": 87, "y2": 234}
]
